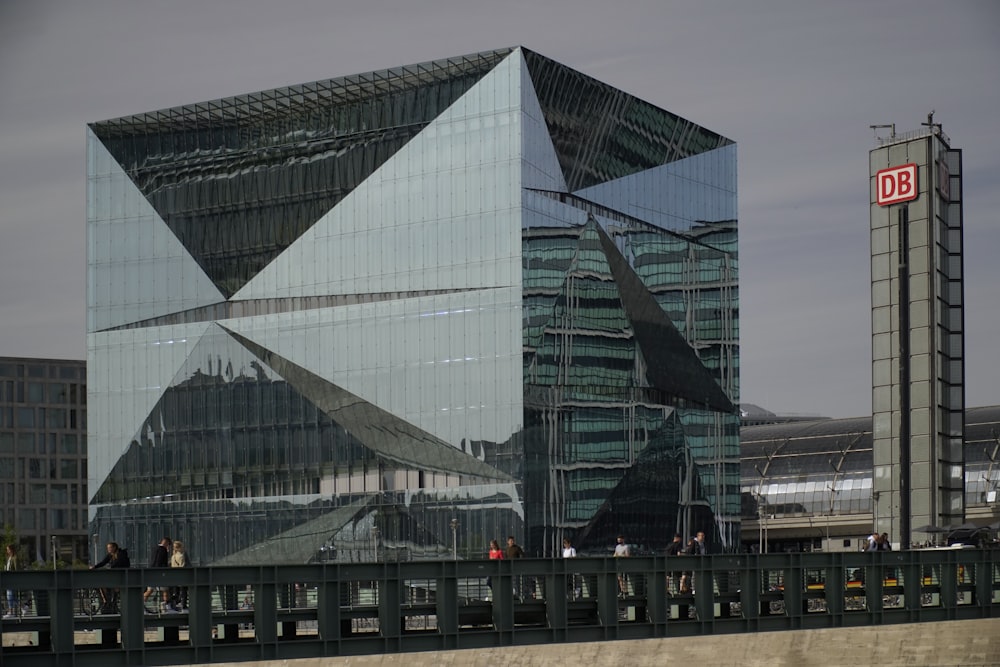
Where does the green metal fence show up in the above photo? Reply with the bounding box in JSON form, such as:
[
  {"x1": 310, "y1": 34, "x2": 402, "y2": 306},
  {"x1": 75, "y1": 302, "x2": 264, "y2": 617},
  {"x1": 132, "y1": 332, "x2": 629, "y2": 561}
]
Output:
[{"x1": 1, "y1": 549, "x2": 997, "y2": 666}]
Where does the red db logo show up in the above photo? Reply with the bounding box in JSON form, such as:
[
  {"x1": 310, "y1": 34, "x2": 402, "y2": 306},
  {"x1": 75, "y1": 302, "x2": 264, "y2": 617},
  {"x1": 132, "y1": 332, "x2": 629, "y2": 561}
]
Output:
[{"x1": 876, "y1": 163, "x2": 918, "y2": 206}]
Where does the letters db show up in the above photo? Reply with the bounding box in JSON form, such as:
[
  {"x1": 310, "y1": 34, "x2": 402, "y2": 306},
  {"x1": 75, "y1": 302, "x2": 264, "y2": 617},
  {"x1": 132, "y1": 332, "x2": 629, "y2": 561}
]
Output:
[{"x1": 876, "y1": 163, "x2": 918, "y2": 206}]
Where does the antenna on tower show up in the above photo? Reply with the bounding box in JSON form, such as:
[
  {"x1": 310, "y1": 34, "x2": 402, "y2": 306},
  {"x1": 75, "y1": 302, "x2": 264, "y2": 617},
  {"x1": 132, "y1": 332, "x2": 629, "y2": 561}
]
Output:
[
  {"x1": 921, "y1": 110, "x2": 942, "y2": 135},
  {"x1": 870, "y1": 123, "x2": 895, "y2": 141}
]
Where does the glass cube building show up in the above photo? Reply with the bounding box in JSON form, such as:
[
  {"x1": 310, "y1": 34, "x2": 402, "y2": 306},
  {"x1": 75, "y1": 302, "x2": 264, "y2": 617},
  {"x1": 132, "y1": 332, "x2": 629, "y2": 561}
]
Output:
[{"x1": 86, "y1": 47, "x2": 739, "y2": 563}]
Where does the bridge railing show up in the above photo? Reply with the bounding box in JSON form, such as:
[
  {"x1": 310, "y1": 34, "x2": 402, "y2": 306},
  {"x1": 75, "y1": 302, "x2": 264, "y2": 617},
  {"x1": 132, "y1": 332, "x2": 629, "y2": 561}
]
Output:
[{"x1": 1, "y1": 549, "x2": 997, "y2": 666}]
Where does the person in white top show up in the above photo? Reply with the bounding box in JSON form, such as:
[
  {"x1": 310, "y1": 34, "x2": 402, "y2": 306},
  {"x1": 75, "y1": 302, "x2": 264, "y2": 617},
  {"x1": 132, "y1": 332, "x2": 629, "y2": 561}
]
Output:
[
  {"x1": 613, "y1": 535, "x2": 631, "y2": 596},
  {"x1": 613, "y1": 535, "x2": 631, "y2": 558},
  {"x1": 562, "y1": 538, "x2": 580, "y2": 600},
  {"x1": 562, "y1": 538, "x2": 577, "y2": 559}
]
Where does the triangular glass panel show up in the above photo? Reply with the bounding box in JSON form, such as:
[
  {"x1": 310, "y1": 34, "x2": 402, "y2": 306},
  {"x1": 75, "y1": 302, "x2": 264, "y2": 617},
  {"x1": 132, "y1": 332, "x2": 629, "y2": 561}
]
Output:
[
  {"x1": 224, "y1": 326, "x2": 511, "y2": 483},
  {"x1": 525, "y1": 216, "x2": 733, "y2": 412},
  {"x1": 522, "y1": 48, "x2": 733, "y2": 191},
  {"x1": 89, "y1": 49, "x2": 514, "y2": 298},
  {"x1": 571, "y1": 409, "x2": 715, "y2": 552},
  {"x1": 87, "y1": 128, "x2": 224, "y2": 332},
  {"x1": 233, "y1": 49, "x2": 524, "y2": 301},
  {"x1": 87, "y1": 322, "x2": 212, "y2": 500},
  {"x1": 595, "y1": 221, "x2": 735, "y2": 412},
  {"x1": 93, "y1": 322, "x2": 509, "y2": 504}
]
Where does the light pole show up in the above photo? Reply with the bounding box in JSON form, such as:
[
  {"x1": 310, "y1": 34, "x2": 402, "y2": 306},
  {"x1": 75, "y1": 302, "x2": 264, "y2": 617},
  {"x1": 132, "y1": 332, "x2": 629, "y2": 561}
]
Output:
[
  {"x1": 754, "y1": 464, "x2": 768, "y2": 554},
  {"x1": 51, "y1": 535, "x2": 57, "y2": 570},
  {"x1": 826, "y1": 452, "x2": 845, "y2": 552},
  {"x1": 826, "y1": 484, "x2": 837, "y2": 551},
  {"x1": 449, "y1": 518, "x2": 459, "y2": 560}
]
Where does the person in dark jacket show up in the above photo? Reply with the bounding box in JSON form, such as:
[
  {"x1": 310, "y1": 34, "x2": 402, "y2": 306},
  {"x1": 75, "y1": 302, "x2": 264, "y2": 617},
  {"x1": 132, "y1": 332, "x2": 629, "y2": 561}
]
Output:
[
  {"x1": 665, "y1": 533, "x2": 683, "y2": 594},
  {"x1": 91, "y1": 541, "x2": 130, "y2": 569},
  {"x1": 506, "y1": 536, "x2": 525, "y2": 599},
  {"x1": 143, "y1": 536, "x2": 173, "y2": 612},
  {"x1": 90, "y1": 542, "x2": 130, "y2": 613}
]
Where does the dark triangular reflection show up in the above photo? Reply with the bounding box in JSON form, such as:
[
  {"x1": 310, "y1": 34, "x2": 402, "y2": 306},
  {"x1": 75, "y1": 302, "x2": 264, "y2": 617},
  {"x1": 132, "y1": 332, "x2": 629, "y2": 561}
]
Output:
[
  {"x1": 594, "y1": 222, "x2": 735, "y2": 413},
  {"x1": 223, "y1": 327, "x2": 511, "y2": 483},
  {"x1": 526, "y1": 217, "x2": 733, "y2": 412},
  {"x1": 92, "y1": 325, "x2": 378, "y2": 503},
  {"x1": 523, "y1": 49, "x2": 733, "y2": 191},
  {"x1": 90, "y1": 50, "x2": 513, "y2": 298},
  {"x1": 212, "y1": 497, "x2": 373, "y2": 566},
  {"x1": 572, "y1": 411, "x2": 714, "y2": 553}
]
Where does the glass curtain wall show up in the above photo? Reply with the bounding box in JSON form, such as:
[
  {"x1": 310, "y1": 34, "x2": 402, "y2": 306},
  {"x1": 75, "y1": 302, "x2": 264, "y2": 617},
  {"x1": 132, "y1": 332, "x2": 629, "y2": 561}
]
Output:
[{"x1": 87, "y1": 47, "x2": 740, "y2": 563}]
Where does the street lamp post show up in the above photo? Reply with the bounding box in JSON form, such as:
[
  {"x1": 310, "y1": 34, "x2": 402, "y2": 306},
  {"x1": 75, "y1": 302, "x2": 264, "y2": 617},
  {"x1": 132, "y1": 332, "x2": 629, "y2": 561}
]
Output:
[
  {"x1": 449, "y1": 518, "x2": 459, "y2": 560},
  {"x1": 754, "y1": 463, "x2": 768, "y2": 554},
  {"x1": 826, "y1": 484, "x2": 837, "y2": 551}
]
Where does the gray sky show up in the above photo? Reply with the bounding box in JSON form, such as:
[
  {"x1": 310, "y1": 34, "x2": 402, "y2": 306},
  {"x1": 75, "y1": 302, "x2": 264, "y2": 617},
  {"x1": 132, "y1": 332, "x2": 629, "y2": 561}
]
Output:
[{"x1": 1, "y1": 0, "x2": 998, "y2": 418}]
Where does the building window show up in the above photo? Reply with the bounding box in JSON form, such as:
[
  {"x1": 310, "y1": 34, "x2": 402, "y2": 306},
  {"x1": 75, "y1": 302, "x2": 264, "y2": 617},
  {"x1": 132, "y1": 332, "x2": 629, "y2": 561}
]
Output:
[
  {"x1": 47, "y1": 408, "x2": 67, "y2": 429},
  {"x1": 17, "y1": 407, "x2": 35, "y2": 428},
  {"x1": 28, "y1": 382, "x2": 45, "y2": 402},
  {"x1": 30, "y1": 483, "x2": 46, "y2": 504},
  {"x1": 50, "y1": 509, "x2": 68, "y2": 530},
  {"x1": 51, "y1": 484, "x2": 68, "y2": 504},
  {"x1": 50, "y1": 383, "x2": 68, "y2": 404}
]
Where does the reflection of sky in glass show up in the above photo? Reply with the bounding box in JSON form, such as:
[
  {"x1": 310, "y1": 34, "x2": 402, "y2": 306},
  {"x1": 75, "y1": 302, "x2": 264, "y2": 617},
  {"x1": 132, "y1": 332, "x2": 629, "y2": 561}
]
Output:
[{"x1": 574, "y1": 146, "x2": 737, "y2": 232}]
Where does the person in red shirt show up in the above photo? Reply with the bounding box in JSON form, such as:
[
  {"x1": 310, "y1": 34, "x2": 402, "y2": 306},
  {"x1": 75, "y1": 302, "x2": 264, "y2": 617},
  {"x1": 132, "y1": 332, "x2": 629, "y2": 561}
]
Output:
[{"x1": 485, "y1": 539, "x2": 504, "y2": 599}]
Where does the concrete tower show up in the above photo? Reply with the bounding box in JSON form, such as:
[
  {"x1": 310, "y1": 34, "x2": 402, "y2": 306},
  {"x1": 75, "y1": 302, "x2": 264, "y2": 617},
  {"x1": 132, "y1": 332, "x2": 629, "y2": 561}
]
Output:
[{"x1": 869, "y1": 116, "x2": 964, "y2": 548}]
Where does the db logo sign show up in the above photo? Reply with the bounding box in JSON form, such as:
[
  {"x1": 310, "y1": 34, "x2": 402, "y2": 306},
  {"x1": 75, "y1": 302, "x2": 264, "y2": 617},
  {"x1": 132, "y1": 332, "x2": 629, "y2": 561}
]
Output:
[{"x1": 876, "y1": 163, "x2": 918, "y2": 206}]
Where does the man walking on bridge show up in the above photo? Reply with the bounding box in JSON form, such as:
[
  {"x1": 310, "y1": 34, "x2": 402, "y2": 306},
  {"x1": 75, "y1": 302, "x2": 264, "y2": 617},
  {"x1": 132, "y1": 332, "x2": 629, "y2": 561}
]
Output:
[{"x1": 143, "y1": 536, "x2": 174, "y2": 613}]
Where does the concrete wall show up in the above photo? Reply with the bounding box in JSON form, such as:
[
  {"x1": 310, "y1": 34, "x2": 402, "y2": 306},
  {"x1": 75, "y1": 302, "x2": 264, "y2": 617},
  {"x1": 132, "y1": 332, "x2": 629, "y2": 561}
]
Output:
[{"x1": 206, "y1": 618, "x2": 999, "y2": 667}]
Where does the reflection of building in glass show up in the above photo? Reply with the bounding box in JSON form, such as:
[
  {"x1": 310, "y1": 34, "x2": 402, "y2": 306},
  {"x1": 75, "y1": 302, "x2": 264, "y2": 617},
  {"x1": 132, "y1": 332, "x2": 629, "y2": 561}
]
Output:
[
  {"x1": 86, "y1": 47, "x2": 739, "y2": 563},
  {"x1": 0, "y1": 357, "x2": 89, "y2": 563}
]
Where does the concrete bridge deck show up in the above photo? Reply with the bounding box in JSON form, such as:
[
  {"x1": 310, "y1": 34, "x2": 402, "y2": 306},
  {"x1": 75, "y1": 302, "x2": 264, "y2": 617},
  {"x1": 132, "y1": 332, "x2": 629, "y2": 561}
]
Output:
[{"x1": 194, "y1": 619, "x2": 998, "y2": 667}]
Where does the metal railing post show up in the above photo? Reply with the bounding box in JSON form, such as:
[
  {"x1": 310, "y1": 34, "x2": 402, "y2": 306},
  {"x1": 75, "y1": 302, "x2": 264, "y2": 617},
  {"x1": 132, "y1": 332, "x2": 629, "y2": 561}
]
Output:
[
  {"x1": 120, "y1": 575, "x2": 145, "y2": 652},
  {"x1": 377, "y1": 567, "x2": 401, "y2": 647},
  {"x1": 50, "y1": 571, "x2": 73, "y2": 653},
  {"x1": 316, "y1": 568, "x2": 343, "y2": 643},
  {"x1": 742, "y1": 556, "x2": 762, "y2": 621}
]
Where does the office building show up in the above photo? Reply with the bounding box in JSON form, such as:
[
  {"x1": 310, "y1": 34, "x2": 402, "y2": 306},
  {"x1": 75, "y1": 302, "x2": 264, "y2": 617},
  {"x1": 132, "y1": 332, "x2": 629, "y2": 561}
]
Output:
[
  {"x1": 0, "y1": 357, "x2": 89, "y2": 564},
  {"x1": 86, "y1": 47, "x2": 739, "y2": 563},
  {"x1": 869, "y1": 119, "x2": 965, "y2": 548}
]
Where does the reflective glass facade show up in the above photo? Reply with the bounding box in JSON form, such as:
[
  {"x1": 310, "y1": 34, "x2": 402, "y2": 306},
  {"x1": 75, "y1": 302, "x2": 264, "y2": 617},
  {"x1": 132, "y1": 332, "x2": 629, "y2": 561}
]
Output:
[{"x1": 87, "y1": 47, "x2": 739, "y2": 563}]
